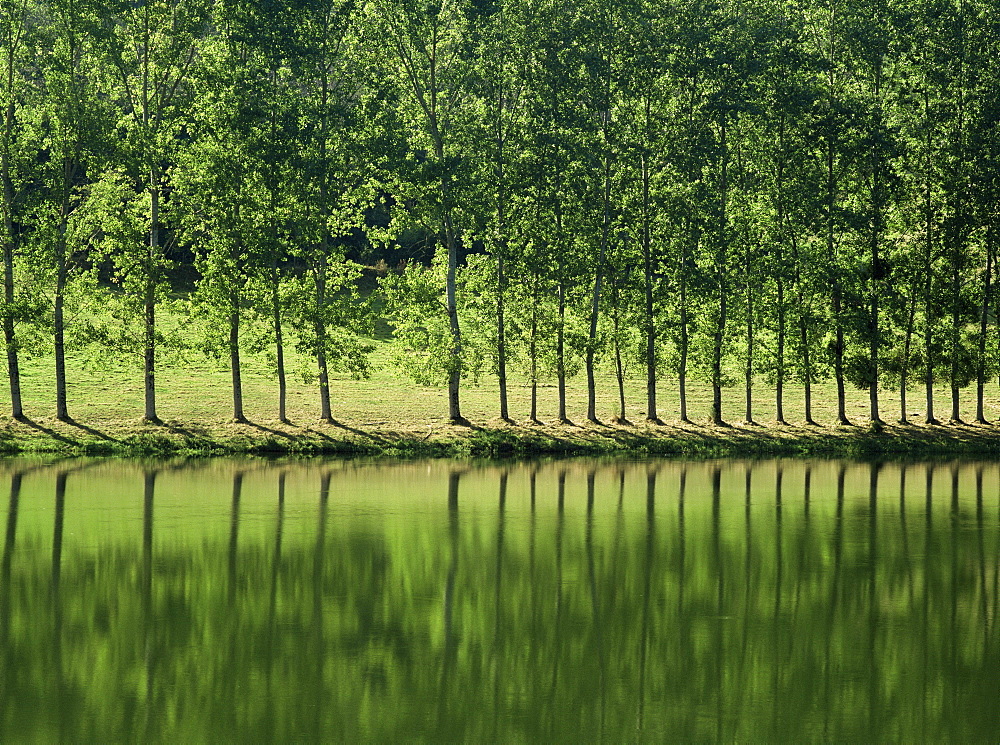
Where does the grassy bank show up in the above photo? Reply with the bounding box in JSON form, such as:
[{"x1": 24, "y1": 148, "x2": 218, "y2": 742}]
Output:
[{"x1": 4, "y1": 350, "x2": 1000, "y2": 459}]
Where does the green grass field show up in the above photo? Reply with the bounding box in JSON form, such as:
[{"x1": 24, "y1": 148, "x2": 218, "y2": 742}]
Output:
[{"x1": 2, "y1": 335, "x2": 1000, "y2": 457}]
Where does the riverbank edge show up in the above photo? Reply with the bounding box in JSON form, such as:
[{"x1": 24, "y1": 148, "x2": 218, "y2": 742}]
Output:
[{"x1": 3, "y1": 418, "x2": 1000, "y2": 459}]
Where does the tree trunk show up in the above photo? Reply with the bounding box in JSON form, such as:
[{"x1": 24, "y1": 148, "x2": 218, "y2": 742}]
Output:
[
  {"x1": 641, "y1": 151, "x2": 659, "y2": 423},
  {"x1": 54, "y1": 212, "x2": 69, "y2": 422},
  {"x1": 496, "y1": 251, "x2": 510, "y2": 422},
  {"x1": 801, "y1": 315, "x2": 815, "y2": 425},
  {"x1": 975, "y1": 235, "x2": 993, "y2": 423},
  {"x1": 679, "y1": 227, "x2": 691, "y2": 424},
  {"x1": 272, "y1": 262, "x2": 287, "y2": 424},
  {"x1": 230, "y1": 301, "x2": 245, "y2": 423},
  {"x1": 776, "y1": 273, "x2": 785, "y2": 424},
  {"x1": 143, "y1": 181, "x2": 159, "y2": 424},
  {"x1": 557, "y1": 280, "x2": 568, "y2": 424},
  {"x1": 899, "y1": 294, "x2": 916, "y2": 424},
  {"x1": 745, "y1": 260, "x2": 754, "y2": 425},
  {"x1": 774, "y1": 117, "x2": 787, "y2": 425},
  {"x1": 711, "y1": 122, "x2": 728, "y2": 427},
  {"x1": 315, "y1": 247, "x2": 332, "y2": 424},
  {"x1": 922, "y1": 87, "x2": 938, "y2": 426},
  {"x1": 529, "y1": 272, "x2": 539, "y2": 424},
  {"x1": 586, "y1": 144, "x2": 612, "y2": 424},
  {"x1": 1, "y1": 37, "x2": 23, "y2": 421}
]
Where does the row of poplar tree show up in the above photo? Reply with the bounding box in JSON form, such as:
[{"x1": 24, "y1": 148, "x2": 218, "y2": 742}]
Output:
[{"x1": 1, "y1": 0, "x2": 998, "y2": 427}]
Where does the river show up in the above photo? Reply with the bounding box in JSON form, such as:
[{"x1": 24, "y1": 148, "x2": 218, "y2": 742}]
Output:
[{"x1": 1, "y1": 458, "x2": 997, "y2": 740}]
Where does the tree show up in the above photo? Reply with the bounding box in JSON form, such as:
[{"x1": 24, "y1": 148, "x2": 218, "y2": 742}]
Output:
[
  {"x1": 372, "y1": 0, "x2": 476, "y2": 425},
  {"x1": 0, "y1": 0, "x2": 34, "y2": 421},
  {"x1": 98, "y1": 0, "x2": 208, "y2": 423}
]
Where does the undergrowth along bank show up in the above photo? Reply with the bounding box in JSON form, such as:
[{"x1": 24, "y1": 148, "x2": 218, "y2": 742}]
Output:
[{"x1": 3, "y1": 422, "x2": 1000, "y2": 460}]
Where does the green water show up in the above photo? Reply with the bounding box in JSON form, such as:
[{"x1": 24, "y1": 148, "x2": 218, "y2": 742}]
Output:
[{"x1": 1, "y1": 458, "x2": 998, "y2": 741}]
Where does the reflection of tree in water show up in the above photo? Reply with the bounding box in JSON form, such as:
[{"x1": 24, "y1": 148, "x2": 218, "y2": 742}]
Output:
[{"x1": 0, "y1": 460, "x2": 999, "y2": 740}]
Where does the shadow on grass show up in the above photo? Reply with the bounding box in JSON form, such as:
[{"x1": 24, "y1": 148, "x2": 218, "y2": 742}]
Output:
[
  {"x1": 64, "y1": 418, "x2": 119, "y2": 442},
  {"x1": 21, "y1": 418, "x2": 80, "y2": 447}
]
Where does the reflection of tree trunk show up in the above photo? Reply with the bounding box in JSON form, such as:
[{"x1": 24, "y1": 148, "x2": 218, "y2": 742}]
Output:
[
  {"x1": 823, "y1": 465, "x2": 845, "y2": 737},
  {"x1": 638, "y1": 470, "x2": 655, "y2": 734},
  {"x1": 771, "y1": 466, "x2": 783, "y2": 734},
  {"x1": 922, "y1": 465, "x2": 932, "y2": 733},
  {"x1": 229, "y1": 472, "x2": 243, "y2": 604},
  {"x1": 712, "y1": 466, "x2": 724, "y2": 740},
  {"x1": 52, "y1": 471, "x2": 67, "y2": 740},
  {"x1": 867, "y1": 463, "x2": 880, "y2": 735},
  {"x1": 975, "y1": 468, "x2": 989, "y2": 652},
  {"x1": 949, "y1": 466, "x2": 958, "y2": 715},
  {"x1": 1, "y1": 471, "x2": 21, "y2": 669},
  {"x1": 439, "y1": 471, "x2": 460, "y2": 725},
  {"x1": 900, "y1": 466, "x2": 913, "y2": 605},
  {"x1": 313, "y1": 471, "x2": 330, "y2": 734},
  {"x1": 585, "y1": 471, "x2": 606, "y2": 736},
  {"x1": 739, "y1": 465, "x2": 752, "y2": 727},
  {"x1": 491, "y1": 471, "x2": 507, "y2": 734},
  {"x1": 549, "y1": 470, "x2": 566, "y2": 732},
  {"x1": 265, "y1": 472, "x2": 285, "y2": 739},
  {"x1": 141, "y1": 470, "x2": 156, "y2": 738}
]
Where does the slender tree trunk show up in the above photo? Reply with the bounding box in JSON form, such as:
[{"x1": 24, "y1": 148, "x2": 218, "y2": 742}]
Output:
[
  {"x1": 949, "y1": 256, "x2": 962, "y2": 424},
  {"x1": 899, "y1": 294, "x2": 916, "y2": 424},
  {"x1": 54, "y1": 194, "x2": 69, "y2": 422},
  {"x1": 640, "y1": 150, "x2": 659, "y2": 423},
  {"x1": 611, "y1": 297, "x2": 626, "y2": 424},
  {"x1": 529, "y1": 271, "x2": 539, "y2": 424},
  {"x1": 267, "y1": 69, "x2": 287, "y2": 424},
  {"x1": 1, "y1": 28, "x2": 23, "y2": 420},
  {"x1": 315, "y1": 247, "x2": 332, "y2": 423},
  {"x1": 679, "y1": 226, "x2": 691, "y2": 423},
  {"x1": 774, "y1": 116, "x2": 787, "y2": 425},
  {"x1": 745, "y1": 256, "x2": 754, "y2": 425},
  {"x1": 496, "y1": 251, "x2": 510, "y2": 422},
  {"x1": 922, "y1": 87, "x2": 938, "y2": 425},
  {"x1": 976, "y1": 235, "x2": 993, "y2": 423},
  {"x1": 143, "y1": 180, "x2": 159, "y2": 424},
  {"x1": 868, "y1": 39, "x2": 885, "y2": 427},
  {"x1": 272, "y1": 258, "x2": 287, "y2": 424},
  {"x1": 586, "y1": 144, "x2": 613, "y2": 424},
  {"x1": 797, "y1": 305, "x2": 815, "y2": 425},
  {"x1": 711, "y1": 122, "x2": 728, "y2": 426},
  {"x1": 826, "y1": 110, "x2": 849, "y2": 426},
  {"x1": 230, "y1": 294, "x2": 245, "y2": 423},
  {"x1": 557, "y1": 280, "x2": 568, "y2": 424}
]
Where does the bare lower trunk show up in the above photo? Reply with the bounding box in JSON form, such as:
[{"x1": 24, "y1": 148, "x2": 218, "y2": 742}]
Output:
[
  {"x1": 497, "y1": 253, "x2": 510, "y2": 422},
  {"x1": 641, "y1": 152, "x2": 658, "y2": 423},
  {"x1": 444, "y1": 214, "x2": 464, "y2": 425},
  {"x1": 230, "y1": 303, "x2": 245, "y2": 423},
  {"x1": 315, "y1": 249, "x2": 332, "y2": 423},
  {"x1": 557, "y1": 281, "x2": 568, "y2": 424},
  {"x1": 272, "y1": 267, "x2": 287, "y2": 423},
  {"x1": 745, "y1": 248, "x2": 754, "y2": 424},
  {"x1": 613, "y1": 312, "x2": 626, "y2": 423},
  {"x1": 529, "y1": 275, "x2": 539, "y2": 424},
  {"x1": 924, "y1": 299, "x2": 937, "y2": 424},
  {"x1": 679, "y1": 251, "x2": 690, "y2": 424},
  {"x1": 2, "y1": 233, "x2": 20, "y2": 420},
  {"x1": 776, "y1": 282, "x2": 785, "y2": 424},
  {"x1": 54, "y1": 222, "x2": 68, "y2": 422},
  {"x1": 976, "y1": 237, "x2": 992, "y2": 423},
  {"x1": 899, "y1": 295, "x2": 916, "y2": 424},
  {"x1": 143, "y1": 184, "x2": 159, "y2": 424},
  {"x1": 833, "y1": 287, "x2": 849, "y2": 425},
  {"x1": 949, "y1": 260, "x2": 962, "y2": 424},
  {"x1": 801, "y1": 317, "x2": 815, "y2": 425}
]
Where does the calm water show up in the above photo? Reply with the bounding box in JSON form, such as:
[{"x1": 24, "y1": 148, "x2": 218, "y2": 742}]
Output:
[{"x1": 1, "y1": 458, "x2": 998, "y2": 741}]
